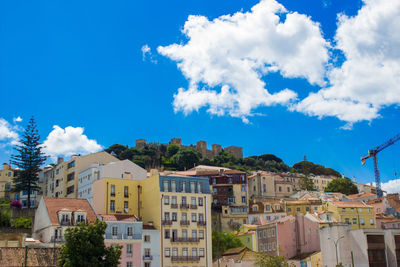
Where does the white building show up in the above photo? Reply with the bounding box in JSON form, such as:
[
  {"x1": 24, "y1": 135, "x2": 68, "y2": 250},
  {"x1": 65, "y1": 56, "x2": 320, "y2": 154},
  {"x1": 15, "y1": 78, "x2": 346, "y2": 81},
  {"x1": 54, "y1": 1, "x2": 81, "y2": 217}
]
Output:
[
  {"x1": 142, "y1": 223, "x2": 161, "y2": 267},
  {"x1": 78, "y1": 160, "x2": 147, "y2": 203}
]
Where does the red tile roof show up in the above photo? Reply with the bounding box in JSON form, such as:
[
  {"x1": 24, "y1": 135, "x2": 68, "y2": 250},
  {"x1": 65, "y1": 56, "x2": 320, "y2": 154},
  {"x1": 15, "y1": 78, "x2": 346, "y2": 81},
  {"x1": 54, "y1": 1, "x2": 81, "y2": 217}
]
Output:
[
  {"x1": 43, "y1": 197, "x2": 97, "y2": 226},
  {"x1": 143, "y1": 224, "x2": 156, "y2": 230},
  {"x1": 99, "y1": 214, "x2": 138, "y2": 222},
  {"x1": 346, "y1": 192, "x2": 377, "y2": 199},
  {"x1": 330, "y1": 201, "x2": 373, "y2": 208}
]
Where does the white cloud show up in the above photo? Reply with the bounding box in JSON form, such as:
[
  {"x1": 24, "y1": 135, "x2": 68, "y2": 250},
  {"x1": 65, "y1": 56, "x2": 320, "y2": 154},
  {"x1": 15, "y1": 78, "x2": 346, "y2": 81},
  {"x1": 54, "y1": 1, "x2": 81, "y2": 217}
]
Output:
[
  {"x1": 158, "y1": 0, "x2": 329, "y2": 122},
  {"x1": 13, "y1": 116, "x2": 22, "y2": 123},
  {"x1": 0, "y1": 118, "x2": 19, "y2": 146},
  {"x1": 43, "y1": 126, "x2": 103, "y2": 159},
  {"x1": 142, "y1": 44, "x2": 157, "y2": 63},
  {"x1": 381, "y1": 179, "x2": 400, "y2": 194},
  {"x1": 294, "y1": 0, "x2": 400, "y2": 124}
]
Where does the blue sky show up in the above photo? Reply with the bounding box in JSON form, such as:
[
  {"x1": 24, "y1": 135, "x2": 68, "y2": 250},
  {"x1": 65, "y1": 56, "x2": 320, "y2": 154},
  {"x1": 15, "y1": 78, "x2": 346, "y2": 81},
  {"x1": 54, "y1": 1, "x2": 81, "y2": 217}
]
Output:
[{"x1": 1, "y1": 0, "x2": 400, "y2": 190}]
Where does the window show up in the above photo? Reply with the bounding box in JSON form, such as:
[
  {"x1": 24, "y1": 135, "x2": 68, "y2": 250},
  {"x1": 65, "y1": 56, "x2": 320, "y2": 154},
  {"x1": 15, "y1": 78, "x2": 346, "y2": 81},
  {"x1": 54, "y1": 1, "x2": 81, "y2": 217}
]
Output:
[
  {"x1": 172, "y1": 248, "x2": 178, "y2": 257},
  {"x1": 370, "y1": 218, "x2": 374, "y2": 225},
  {"x1": 171, "y1": 181, "x2": 176, "y2": 192},
  {"x1": 213, "y1": 188, "x2": 217, "y2": 194},
  {"x1": 112, "y1": 226, "x2": 118, "y2": 236},
  {"x1": 192, "y1": 230, "x2": 197, "y2": 238},
  {"x1": 287, "y1": 187, "x2": 290, "y2": 192},
  {"x1": 127, "y1": 227, "x2": 133, "y2": 236},
  {"x1": 266, "y1": 205, "x2": 270, "y2": 211},
  {"x1": 164, "y1": 212, "x2": 170, "y2": 220},
  {"x1": 165, "y1": 248, "x2": 170, "y2": 257},
  {"x1": 263, "y1": 184, "x2": 266, "y2": 193},
  {"x1": 253, "y1": 185, "x2": 256, "y2": 192},
  {"x1": 182, "y1": 181, "x2": 186, "y2": 192},
  {"x1": 288, "y1": 208, "x2": 292, "y2": 212},
  {"x1": 126, "y1": 262, "x2": 132, "y2": 267},
  {"x1": 252, "y1": 206, "x2": 258, "y2": 212},
  {"x1": 144, "y1": 248, "x2": 151, "y2": 256},
  {"x1": 67, "y1": 185, "x2": 74, "y2": 195},
  {"x1": 182, "y1": 213, "x2": 187, "y2": 221},
  {"x1": 275, "y1": 205, "x2": 279, "y2": 210},
  {"x1": 191, "y1": 213, "x2": 197, "y2": 222},
  {"x1": 199, "y1": 230, "x2": 204, "y2": 239},
  {"x1": 242, "y1": 196, "x2": 246, "y2": 203},
  {"x1": 110, "y1": 185, "x2": 115, "y2": 197},
  {"x1": 67, "y1": 160, "x2": 75, "y2": 169},
  {"x1": 228, "y1": 178, "x2": 233, "y2": 184},
  {"x1": 345, "y1": 218, "x2": 350, "y2": 223},
  {"x1": 241, "y1": 185, "x2": 246, "y2": 192},
  {"x1": 124, "y1": 201, "x2": 129, "y2": 212},
  {"x1": 199, "y1": 213, "x2": 204, "y2": 222},
  {"x1": 182, "y1": 248, "x2": 188, "y2": 256},
  {"x1": 213, "y1": 178, "x2": 216, "y2": 184},
  {"x1": 126, "y1": 244, "x2": 132, "y2": 257},
  {"x1": 352, "y1": 218, "x2": 357, "y2": 224},
  {"x1": 182, "y1": 196, "x2": 187, "y2": 204},
  {"x1": 144, "y1": 235, "x2": 150, "y2": 242},
  {"x1": 199, "y1": 248, "x2": 205, "y2": 257},
  {"x1": 165, "y1": 229, "x2": 170, "y2": 239},
  {"x1": 228, "y1": 197, "x2": 235, "y2": 204},
  {"x1": 192, "y1": 248, "x2": 197, "y2": 256},
  {"x1": 172, "y1": 196, "x2": 177, "y2": 205},
  {"x1": 169, "y1": 212, "x2": 176, "y2": 221},
  {"x1": 198, "y1": 197, "x2": 203, "y2": 206},
  {"x1": 360, "y1": 218, "x2": 365, "y2": 225},
  {"x1": 190, "y1": 182, "x2": 195, "y2": 193},
  {"x1": 306, "y1": 207, "x2": 310, "y2": 211},
  {"x1": 342, "y1": 208, "x2": 346, "y2": 212},
  {"x1": 191, "y1": 197, "x2": 196, "y2": 205},
  {"x1": 163, "y1": 181, "x2": 169, "y2": 192},
  {"x1": 164, "y1": 196, "x2": 170, "y2": 205},
  {"x1": 110, "y1": 200, "x2": 115, "y2": 212},
  {"x1": 279, "y1": 186, "x2": 282, "y2": 192},
  {"x1": 124, "y1": 186, "x2": 129, "y2": 198},
  {"x1": 67, "y1": 172, "x2": 75, "y2": 182},
  {"x1": 297, "y1": 207, "x2": 301, "y2": 212}
]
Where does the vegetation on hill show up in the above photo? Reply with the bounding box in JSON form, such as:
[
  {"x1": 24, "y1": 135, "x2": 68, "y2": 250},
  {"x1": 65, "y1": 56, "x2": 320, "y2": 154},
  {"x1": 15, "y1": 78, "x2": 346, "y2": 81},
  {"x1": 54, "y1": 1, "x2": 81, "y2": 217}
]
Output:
[
  {"x1": 105, "y1": 143, "x2": 341, "y2": 176},
  {"x1": 212, "y1": 230, "x2": 243, "y2": 260}
]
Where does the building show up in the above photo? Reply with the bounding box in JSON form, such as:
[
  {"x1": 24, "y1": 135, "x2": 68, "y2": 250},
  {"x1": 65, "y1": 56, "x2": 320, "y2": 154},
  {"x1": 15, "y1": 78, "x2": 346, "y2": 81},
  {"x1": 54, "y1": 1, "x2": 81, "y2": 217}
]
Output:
[
  {"x1": 310, "y1": 175, "x2": 336, "y2": 192},
  {"x1": 346, "y1": 192, "x2": 377, "y2": 203},
  {"x1": 248, "y1": 200, "x2": 286, "y2": 225},
  {"x1": 33, "y1": 197, "x2": 97, "y2": 244},
  {"x1": 0, "y1": 163, "x2": 16, "y2": 200},
  {"x1": 44, "y1": 151, "x2": 118, "y2": 198},
  {"x1": 136, "y1": 139, "x2": 147, "y2": 149},
  {"x1": 139, "y1": 172, "x2": 213, "y2": 267},
  {"x1": 284, "y1": 199, "x2": 322, "y2": 216},
  {"x1": 320, "y1": 201, "x2": 376, "y2": 229},
  {"x1": 375, "y1": 213, "x2": 400, "y2": 229},
  {"x1": 78, "y1": 159, "x2": 146, "y2": 204},
  {"x1": 248, "y1": 172, "x2": 276, "y2": 200},
  {"x1": 214, "y1": 247, "x2": 258, "y2": 267},
  {"x1": 142, "y1": 223, "x2": 161, "y2": 267},
  {"x1": 354, "y1": 182, "x2": 377, "y2": 194},
  {"x1": 236, "y1": 224, "x2": 257, "y2": 251},
  {"x1": 99, "y1": 214, "x2": 143, "y2": 267},
  {"x1": 224, "y1": 146, "x2": 243, "y2": 159},
  {"x1": 320, "y1": 223, "x2": 400, "y2": 266}
]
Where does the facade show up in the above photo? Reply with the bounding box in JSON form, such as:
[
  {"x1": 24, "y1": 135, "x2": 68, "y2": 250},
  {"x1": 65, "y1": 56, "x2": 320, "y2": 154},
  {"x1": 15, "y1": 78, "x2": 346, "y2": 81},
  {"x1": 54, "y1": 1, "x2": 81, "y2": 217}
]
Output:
[
  {"x1": 139, "y1": 172, "x2": 213, "y2": 267},
  {"x1": 214, "y1": 247, "x2": 258, "y2": 267},
  {"x1": 320, "y1": 223, "x2": 400, "y2": 267},
  {"x1": 310, "y1": 175, "x2": 336, "y2": 192},
  {"x1": 248, "y1": 201, "x2": 286, "y2": 225},
  {"x1": 100, "y1": 214, "x2": 143, "y2": 267},
  {"x1": 44, "y1": 151, "x2": 118, "y2": 198},
  {"x1": 0, "y1": 163, "x2": 16, "y2": 199},
  {"x1": 142, "y1": 224, "x2": 161, "y2": 267},
  {"x1": 78, "y1": 159, "x2": 147, "y2": 204},
  {"x1": 236, "y1": 224, "x2": 257, "y2": 251},
  {"x1": 224, "y1": 146, "x2": 243, "y2": 159},
  {"x1": 320, "y1": 201, "x2": 376, "y2": 229},
  {"x1": 33, "y1": 197, "x2": 97, "y2": 244},
  {"x1": 284, "y1": 199, "x2": 322, "y2": 216},
  {"x1": 346, "y1": 192, "x2": 377, "y2": 203}
]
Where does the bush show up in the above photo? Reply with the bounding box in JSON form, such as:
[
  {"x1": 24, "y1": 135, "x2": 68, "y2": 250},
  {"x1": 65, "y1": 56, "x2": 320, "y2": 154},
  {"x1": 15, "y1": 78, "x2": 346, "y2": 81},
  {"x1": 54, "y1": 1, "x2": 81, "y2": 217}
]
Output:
[{"x1": 11, "y1": 217, "x2": 32, "y2": 229}]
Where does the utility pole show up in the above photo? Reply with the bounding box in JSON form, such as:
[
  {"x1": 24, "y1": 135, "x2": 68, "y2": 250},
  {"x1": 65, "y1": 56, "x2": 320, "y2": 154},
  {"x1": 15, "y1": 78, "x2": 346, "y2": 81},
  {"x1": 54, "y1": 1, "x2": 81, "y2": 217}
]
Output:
[{"x1": 328, "y1": 236, "x2": 344, "y2": 265}]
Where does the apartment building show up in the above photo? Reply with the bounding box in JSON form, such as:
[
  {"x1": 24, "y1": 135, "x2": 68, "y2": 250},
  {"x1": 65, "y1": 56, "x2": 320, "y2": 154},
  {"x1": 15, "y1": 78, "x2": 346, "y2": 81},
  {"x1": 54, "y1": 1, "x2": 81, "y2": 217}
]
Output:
[
  {"x1": 142, "y1": 224, "x2": 161, "y2": 267},
  {"x1": 310, "y1": 175, "x2": 336, "y2": 192},
  {"x1": 236, "y1": 224, "x2": 257, "y2": 251},
  {"x1": 44, "y1": 152, "x2": 118, "y2": 198},
  {"x1": 284, "y1": 198, "x2": 322, "y2": 216},
  {"x1": 248, "y1": 200, "x2": 286, "y2": 225},
  {"x1": 320, "y1": 201, "x2": 376, "y2": 229},
  {"x1": 138, "y1": 172, "x2": 212, "y2": 267},
  {"x1": 99, "y1": 214, "x2": 143, "y2": 267},
  {"x1": 0, "y1": 163, "x2": 15, "y2": 199}
]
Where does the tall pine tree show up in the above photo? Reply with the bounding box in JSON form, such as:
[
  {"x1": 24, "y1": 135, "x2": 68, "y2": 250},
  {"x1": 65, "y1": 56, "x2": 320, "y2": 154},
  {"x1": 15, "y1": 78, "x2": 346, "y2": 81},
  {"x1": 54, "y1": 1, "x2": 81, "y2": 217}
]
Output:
[{"x1": 11, "y1": 117, "x2": 46, "y2": 208}]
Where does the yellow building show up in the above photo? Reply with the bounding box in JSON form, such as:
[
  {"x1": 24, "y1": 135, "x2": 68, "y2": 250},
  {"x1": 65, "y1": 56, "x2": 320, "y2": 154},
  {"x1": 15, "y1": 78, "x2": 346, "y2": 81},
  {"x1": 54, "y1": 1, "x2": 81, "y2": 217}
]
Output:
[
  {"x1": 45, "y1": 152, "x2": 118, "y2": 198},
  {"x1": 236, "y1": 224, "x2": 257, "y2": 252},
  {"x1": 139, "y1": 172, "x2": 213, "y2": 267},
  {"x1": 320, "y1": 201, "x2": 376, "y2": 229},
  {"x1": 0, "y1": 163, "x2": 15, "y2": 199},
  {"x1": 311, "y1": 175, "x2": 336, "y2": 192},
  {"x1": 284, "y1": 199, "x2": 322, "y2": 216}
]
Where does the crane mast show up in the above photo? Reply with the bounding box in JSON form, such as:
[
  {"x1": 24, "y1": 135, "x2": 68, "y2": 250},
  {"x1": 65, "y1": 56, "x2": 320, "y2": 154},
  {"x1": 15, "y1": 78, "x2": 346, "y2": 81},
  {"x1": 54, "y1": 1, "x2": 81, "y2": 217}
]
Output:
[{"x1": 361, "y1": 133, "x2": 400, "y2": 198}]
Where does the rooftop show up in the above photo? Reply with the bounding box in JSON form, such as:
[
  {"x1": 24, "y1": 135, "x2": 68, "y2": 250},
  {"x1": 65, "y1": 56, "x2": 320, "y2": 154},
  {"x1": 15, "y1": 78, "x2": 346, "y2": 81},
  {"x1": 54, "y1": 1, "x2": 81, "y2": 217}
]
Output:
[
  {"x1": 330, "y1": 201, "x2": 373, "y2": 208},
  {"x1": 99, "y1": 214, "x2": 138, "y2": 222},
  {"x1": 346, "y1": 192, "x2": 377, "y2": 200}
]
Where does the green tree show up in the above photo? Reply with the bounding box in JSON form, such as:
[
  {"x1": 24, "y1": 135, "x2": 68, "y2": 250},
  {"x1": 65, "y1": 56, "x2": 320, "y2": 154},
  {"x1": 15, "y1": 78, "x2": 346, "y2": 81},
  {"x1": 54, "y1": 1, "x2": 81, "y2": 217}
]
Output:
[
  {"x1": 256, "y1": 253, "x2": 294, "y2": 267},
  {"x1": 167, "y1": 144, "x2": 180, "y2": 157},
  {"x1": 59, "y1": 220, "x2": 122, "y2": 267},
  {"x1": 105, "y1": 144, "x2": 128, "y2": 158},
  {"x1": 212, "y1": 230, "x2": 243, "y2": 260},
  {"x1": 300, "y1": 175, "x2": 315, "y2": 191},
  {"x1": 324, "y1": 177, "x2": 358, "y2": 195},
  {"x1": 293, "y1": 161, "x2": 340, "y2": 176},
  {"x1": 0, "y1": 198, "x2": 11, "y2": 227},
  {"x1": 11, "y1": 117, "x2": 46, "y2": 209},
  {"x1": 171, "y1": 148, "x2": 201, "y2": 170}
]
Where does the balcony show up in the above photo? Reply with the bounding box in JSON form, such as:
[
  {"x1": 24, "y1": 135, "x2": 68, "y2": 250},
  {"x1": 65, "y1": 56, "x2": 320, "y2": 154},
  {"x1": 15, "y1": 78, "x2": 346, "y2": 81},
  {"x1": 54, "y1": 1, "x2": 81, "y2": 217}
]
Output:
[
  {"x1": 171, "y1": 237, "x2": 199, "y2": 243},
  {"x1": 143, "y1": 255, "x2": 153, "y2": 261},
  {"x1": 190, "y1": 204, "x2": 197, "y2": 209},
  {"x1": 180, "y1": 204, "x2": 190, "y2": 209},
  {"x1": 162, "y1": 220, "x2": 173, "y2": 226},
  {"x1": 59, "y1": 220, "x2": 71, "y2": 226},
  {"x1": 50, "y1": 236, "x2": 64, "y2": 242},
  {"x1": 197, "y1": 220, "x2": 207, "y2": 226},
  {"x1": 180, "y1": 220, "x2": 190, "y2": 226},
  {"x1": 104, "y1": 233, "x2": 141, "y2": 240},
  {"x1": 171, "y1": 204, "x2": 178, "y2": 209},
  {"x1": 171, "y1": 256, "x2": 200, "y2": 262}
]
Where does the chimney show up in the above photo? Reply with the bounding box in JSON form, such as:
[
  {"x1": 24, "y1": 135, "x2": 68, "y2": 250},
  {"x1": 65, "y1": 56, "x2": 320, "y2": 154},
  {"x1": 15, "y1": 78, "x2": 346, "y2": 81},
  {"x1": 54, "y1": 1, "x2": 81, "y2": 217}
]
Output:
[{"x1": 57, "y1": 157, "x2": 64, "y2": 165}]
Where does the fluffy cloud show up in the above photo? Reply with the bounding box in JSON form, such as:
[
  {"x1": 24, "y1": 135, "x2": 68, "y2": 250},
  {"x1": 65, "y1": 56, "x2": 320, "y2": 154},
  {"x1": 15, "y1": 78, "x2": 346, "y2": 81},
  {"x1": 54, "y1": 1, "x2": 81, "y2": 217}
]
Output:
[
  {"x1": 381, "y1": 179, "x2": 400, "y2": 194},
  {"x1": 0, "y1": 118, "x2": 19, "y2": 146},
  {"x1": 294, "y1": 0, "x2": 400, "y2": 125},
  {"x1": 13, "y1": 116, "x2": 22, "y2": 123},
  {"x1": 43, "y1": 126, "x2": 103, "y2": 159},
  {"x1": 158, "y1": 0, "x2": 329, "y2": 122}
]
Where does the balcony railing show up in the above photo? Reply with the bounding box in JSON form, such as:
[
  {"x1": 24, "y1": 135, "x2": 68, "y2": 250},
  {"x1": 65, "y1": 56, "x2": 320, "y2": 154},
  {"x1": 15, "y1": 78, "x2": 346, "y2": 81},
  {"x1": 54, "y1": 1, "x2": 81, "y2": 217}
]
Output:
[
  {"x1": 50, "y1": 236, "x2": 64, "y2": 242},
  {"x1": 59, "y1": 220, "x2": 71, "y2": 226},
  {"x1": 162, "y1": 220, "x2": 173, "y2": 225},
  {"x1": 143, "y1": 255, "x2": 153, "y2": 261},
  {"x1": 105, "y1": 233, "x2": 141, "y2": 240},
  {"x1": 171, "y1": 256, "x2": 200, "y2": 262},
  {"x1": 171, "y1": 237, "x2": 199, "y2": 243},
  {"x1": 197, "y1": 220, "x2": 206, "y2": 226},
  {"x1": 171, "y1": 204, "x2": 178, "y2": 209},
  {"x1": 180, "y1": 220, "x2": 190, "y2": 226},
  {"x1": 180, "y1": 204, "x2": 190, "y2": 209},
  {"x1": 190, "y1": 204, "x2": 197, "y2": 209}
]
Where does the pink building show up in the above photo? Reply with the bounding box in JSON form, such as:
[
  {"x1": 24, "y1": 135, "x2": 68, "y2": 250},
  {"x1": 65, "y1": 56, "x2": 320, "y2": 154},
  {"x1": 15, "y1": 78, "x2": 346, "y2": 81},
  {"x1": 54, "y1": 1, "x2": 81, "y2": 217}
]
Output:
[
  {"x1": 100, "y1": 214, "x2": 142, "y2": 267},
  {"x1": 255, "y1": 215, "x2": 320, "y2": 259}
]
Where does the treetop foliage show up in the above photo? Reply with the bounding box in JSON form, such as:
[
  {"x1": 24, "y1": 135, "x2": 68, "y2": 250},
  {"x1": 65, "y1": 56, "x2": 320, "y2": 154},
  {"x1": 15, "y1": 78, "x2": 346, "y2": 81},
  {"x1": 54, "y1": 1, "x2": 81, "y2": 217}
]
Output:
[
  {"x1": 293, "y1": 160, "x2": 340, "y2": 177},
  {"x1": 324, "y1": 177, "x2": 359, "y2": 195}
]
